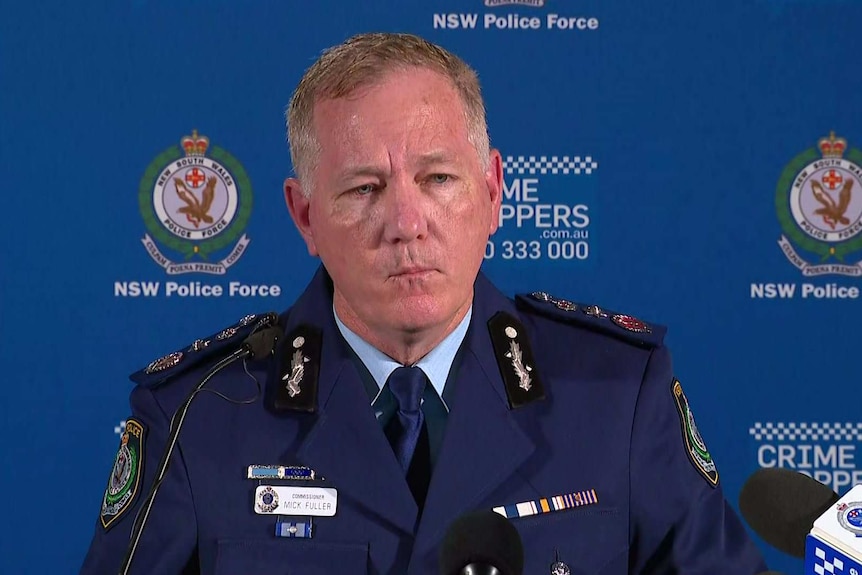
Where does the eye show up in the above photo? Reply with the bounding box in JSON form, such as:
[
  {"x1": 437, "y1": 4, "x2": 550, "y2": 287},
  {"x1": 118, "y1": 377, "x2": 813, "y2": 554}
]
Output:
[
  {"x1": 353, "y1": 183, "x2": 376, "y2": 196},
  {"x1": 429, "y1": 174, "x2": 451, "y2": 184}
]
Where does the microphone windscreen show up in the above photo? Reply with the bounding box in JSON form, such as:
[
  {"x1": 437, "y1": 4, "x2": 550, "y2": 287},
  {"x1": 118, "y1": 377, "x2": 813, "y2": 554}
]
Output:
[
  {"x1": 244, "y1": 325, "x2": 285, "y2": 360},
  {"x1": 438, "y1": 511, "x2": 523, "y2": 575},
  {"x1": 739, "y1": 468, "x2": 839, "y2": 558}
]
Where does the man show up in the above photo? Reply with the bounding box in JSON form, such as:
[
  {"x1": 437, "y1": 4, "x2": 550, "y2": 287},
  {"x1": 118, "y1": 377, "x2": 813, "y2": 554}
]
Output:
[{"x1": 82, "y1": 33, "x2": 767, "y2": 574}]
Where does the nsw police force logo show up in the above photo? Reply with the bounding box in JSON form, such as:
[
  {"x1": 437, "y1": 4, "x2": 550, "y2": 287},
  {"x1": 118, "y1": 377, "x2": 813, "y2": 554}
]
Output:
[
  {"x1": 485, "y1": 0, "x2": 544, "y2": 5},
  {"x1": 101, "y1": 419, "x2": 145, "y2": 529},
  {"x1": 139, "y1": 130, "x2": 252, "y2": 274},
  {"x1": 776, "y1": 132, "x2": 862, "y2": 276},
  {"x1": 837, "y1": 501, "x2": 862, "y2": 536}
]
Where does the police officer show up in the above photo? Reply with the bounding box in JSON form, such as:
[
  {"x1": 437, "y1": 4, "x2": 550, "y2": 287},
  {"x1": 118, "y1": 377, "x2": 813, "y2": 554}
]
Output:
[{"x1": 81, "y1": 33, "x2": 768, "y2": 574}]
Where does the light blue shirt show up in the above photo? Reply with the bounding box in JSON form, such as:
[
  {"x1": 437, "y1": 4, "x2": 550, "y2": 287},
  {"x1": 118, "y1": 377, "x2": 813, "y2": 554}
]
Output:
[{"x1": 333, "y1": 305, "x2": 473, "y2": 412}]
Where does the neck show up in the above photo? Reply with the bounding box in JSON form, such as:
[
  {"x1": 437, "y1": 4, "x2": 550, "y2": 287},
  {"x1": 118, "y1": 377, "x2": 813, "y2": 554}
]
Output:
[{"x1": 333, "y1": 295, "x2": 472, "y2": 366}]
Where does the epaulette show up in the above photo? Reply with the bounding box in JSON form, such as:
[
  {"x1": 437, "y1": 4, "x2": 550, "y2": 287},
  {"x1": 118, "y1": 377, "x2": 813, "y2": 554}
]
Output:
[
  {"x1": 515, "y1": 291, "x2": 666, "y2": 349},
  {"x1": 130, "y1": 312, "x2": 279, "y2": 388}
]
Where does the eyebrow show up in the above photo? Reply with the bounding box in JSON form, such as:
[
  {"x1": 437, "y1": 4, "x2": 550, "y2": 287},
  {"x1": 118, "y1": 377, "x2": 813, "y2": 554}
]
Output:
[
  {"x1": 334, "y1": 151, "x2": 462, "y2": 181},
  {"x1": 416, "y1": 151, "x2": 459, "y2": 167},
  {"x1": 335, "y1": 165, "x2": 384, "y2": 181}
]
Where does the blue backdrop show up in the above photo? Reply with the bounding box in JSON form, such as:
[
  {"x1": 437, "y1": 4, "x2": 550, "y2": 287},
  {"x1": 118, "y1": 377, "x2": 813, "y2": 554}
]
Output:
[{"x1": 2, "y1": 1, "x2": 861, "y2": 573}]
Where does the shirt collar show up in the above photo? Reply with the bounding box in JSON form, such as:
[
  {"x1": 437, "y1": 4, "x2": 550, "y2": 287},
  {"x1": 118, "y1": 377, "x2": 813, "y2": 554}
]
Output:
[{"x1": 334, "y1": 305, "x2": 473, "y2": 407}]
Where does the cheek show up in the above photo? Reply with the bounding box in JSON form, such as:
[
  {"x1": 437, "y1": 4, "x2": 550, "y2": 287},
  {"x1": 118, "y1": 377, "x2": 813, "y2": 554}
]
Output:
[
  {"x1": 312, "y1": 208, "x2": 383, "y2": 270},
  {"x1": 439, "y1": 195, "x2": 491, "y2": 240}
]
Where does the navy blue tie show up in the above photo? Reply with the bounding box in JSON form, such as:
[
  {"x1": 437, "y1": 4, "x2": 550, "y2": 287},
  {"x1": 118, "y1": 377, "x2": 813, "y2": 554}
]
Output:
[{"x1": 385, "y1": 366, "x2": 428, "y2": 473}]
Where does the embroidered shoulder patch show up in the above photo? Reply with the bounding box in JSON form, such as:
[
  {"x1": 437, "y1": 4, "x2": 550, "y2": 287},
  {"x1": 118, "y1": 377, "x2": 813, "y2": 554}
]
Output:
[
  {"x1": 100, "y1": 418, "x2": 146, "y2": 529},
  {"x1": 672, "y1": 380, "x2": 719, "y2": 487}
]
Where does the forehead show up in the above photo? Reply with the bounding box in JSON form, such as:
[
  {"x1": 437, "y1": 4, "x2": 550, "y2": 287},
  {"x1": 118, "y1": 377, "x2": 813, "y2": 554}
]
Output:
[{"x1": 310, "y1": 68, "x2": 472, "y2": 159}]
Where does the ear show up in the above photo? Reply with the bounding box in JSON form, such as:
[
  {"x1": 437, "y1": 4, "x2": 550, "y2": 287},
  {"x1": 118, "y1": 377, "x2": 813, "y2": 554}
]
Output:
[
  {"x1": 283, "y1": 177, "x2": 319, "y2": 256},
  {"x1": 485, "y1": 149, "x2": 504, "y2": 235}
]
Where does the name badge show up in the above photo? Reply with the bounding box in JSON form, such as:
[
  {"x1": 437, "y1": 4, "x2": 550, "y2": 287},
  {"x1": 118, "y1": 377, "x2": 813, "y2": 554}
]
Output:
[{"x1": 254, "y1": 485, "x2": 337, "y2": 517}]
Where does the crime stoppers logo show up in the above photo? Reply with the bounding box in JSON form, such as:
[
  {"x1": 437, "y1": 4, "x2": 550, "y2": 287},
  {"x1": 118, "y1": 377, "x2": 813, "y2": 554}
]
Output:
[
  {"x1": 776, "y1": 132, "x2": 862, "y2": 277},
  {"x1": 750, "y1": 421, "x2": 862, "y2": 493},
  {"x1": 484, "y1": 154, "x2": 596, "y2": 265},
  {"x1": 140, "y1": 130, "x2": 252, "y2": 275}
]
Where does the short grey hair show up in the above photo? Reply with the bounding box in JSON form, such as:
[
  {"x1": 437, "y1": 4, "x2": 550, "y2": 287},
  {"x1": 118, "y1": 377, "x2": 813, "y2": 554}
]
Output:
[{"x1": 286, "y1": 32, "x2": 491, "y2": 194}]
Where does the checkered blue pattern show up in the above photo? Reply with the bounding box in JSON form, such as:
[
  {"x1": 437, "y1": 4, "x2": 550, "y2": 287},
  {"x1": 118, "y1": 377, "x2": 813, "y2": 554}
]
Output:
[
  {"x1": 813, "y1": 545, "x2": 846, "y2": 574},
  {"x1": 503, "y1": 155, "x2": 598, "y2": 175},
  {"x1": 749, "y1": 422, "x2": 862, "y2": 442}
]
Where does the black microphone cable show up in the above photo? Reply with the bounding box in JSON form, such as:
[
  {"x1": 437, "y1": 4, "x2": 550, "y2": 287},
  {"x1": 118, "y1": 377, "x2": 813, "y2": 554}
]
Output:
[{"x1": 117, "y1": 315, "x2": 284, "y2": 575}]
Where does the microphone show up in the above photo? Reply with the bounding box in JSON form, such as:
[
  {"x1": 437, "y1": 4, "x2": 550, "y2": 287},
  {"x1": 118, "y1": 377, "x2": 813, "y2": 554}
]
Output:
[
  {"x1": 244, "y1": 321, "x2": 284, "y2": 360},
  {"x1": 739, "y1": 467, "x2": 838, "y2": 558},
  {"x1": 118, "y1": 318, "x2": 284, "y2": 575},
  {"x1": 740, "y1": 468, "x2": 862, "y2": 573},
  {"x1": 804, "y1": 483, "x2": 862, "y2": 574},
  {"x1": 438, "y1": 510, "x2": 524, "y2": 575}
]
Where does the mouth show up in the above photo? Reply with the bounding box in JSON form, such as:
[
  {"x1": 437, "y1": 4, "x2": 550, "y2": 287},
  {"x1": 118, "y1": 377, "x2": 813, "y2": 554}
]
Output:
[{"x1": 390, "y1": 267, "x2": 435, "y2": 279}]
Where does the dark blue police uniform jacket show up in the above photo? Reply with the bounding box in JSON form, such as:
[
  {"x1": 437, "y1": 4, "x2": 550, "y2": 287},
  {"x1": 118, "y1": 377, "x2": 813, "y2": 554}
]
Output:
[{"x1": 81, "y1": 267, "x2": 767, "y2": 574}]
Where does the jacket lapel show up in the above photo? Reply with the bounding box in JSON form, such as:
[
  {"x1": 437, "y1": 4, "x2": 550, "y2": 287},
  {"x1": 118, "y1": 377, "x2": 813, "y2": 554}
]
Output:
[
  {"x1": 278, "y1": 267, "x2": 419, "y2": 536},
  {"x1": 412, "y1": 274, "x2": 539, "y2": 561},
  {"x1": 295, "y1": 355, "x2": 419, "y2": 535}
]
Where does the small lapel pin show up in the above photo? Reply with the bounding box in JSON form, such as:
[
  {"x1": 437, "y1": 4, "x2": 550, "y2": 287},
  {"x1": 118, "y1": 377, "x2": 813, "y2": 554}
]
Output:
[
  {"x1": 247, "y1": 465, "x2": 316, "y2": 481},
  {"x1": 275, "y1": 517, "x2": 313, "y2": 538},
  {"x1": 550, "y1": 549, "x2": 570, "y2": 575}
]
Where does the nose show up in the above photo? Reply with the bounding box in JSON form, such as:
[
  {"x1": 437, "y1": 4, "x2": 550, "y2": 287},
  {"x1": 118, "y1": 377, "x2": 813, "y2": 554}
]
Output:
[{"x1": 381, "y1": 181, "x2": 428, "y2": 244}]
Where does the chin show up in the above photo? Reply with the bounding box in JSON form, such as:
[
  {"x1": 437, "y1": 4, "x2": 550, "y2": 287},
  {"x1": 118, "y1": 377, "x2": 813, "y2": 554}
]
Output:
[{"x1": 391, "y1": 295, "x2": 459, "y2": 333}]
